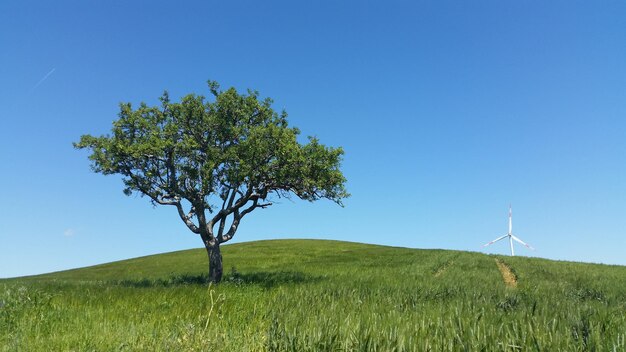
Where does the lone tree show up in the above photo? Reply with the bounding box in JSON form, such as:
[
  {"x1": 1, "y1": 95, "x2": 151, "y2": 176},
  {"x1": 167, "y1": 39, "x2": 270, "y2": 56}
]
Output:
[{"x1": 75, "y1": 81, "x2": 348, "y2": 283}]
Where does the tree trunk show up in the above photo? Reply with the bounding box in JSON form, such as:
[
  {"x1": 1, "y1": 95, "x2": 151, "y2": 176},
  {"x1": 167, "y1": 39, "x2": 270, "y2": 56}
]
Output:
[{"x1": 206, "y1": 243, "x2": 223, "y2": 283}]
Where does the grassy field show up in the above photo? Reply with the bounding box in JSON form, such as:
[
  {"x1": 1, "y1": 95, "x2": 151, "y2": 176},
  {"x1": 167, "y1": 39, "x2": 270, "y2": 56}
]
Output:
[{"x1": 1, "y1": 239, "x2": 625, "y2": 351}]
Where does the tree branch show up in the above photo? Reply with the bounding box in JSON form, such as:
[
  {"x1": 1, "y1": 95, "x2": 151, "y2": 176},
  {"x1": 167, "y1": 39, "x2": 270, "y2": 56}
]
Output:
[
  {"x1": 174, "y1": 202, "x2": 201, "y2": 234},
  {"x1": 124, "y1": 169, "x2": 201, "y2": 234},
  {"x1": 219, "y1": 209, "x2": 241, "y2": 243},
  {"x1": 209, "y1": 185, "x2": 253, "y2": 227},
  {"x1": 218, "y1": 197, "x2": 272, "y2": 243},
  {"x1": 126, "y1": 172, "x2": 177, "y2": 206}
]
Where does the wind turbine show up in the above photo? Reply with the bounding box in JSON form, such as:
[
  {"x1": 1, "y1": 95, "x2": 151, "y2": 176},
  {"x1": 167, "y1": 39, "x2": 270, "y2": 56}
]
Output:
[{"x1": 483, "y1": 205, "x2": 534, "y2": 256}]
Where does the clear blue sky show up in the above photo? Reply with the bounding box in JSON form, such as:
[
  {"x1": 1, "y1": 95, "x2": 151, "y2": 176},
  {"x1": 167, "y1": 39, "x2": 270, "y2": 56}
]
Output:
[{"x1": 1, "y1": 1, "x2": 625, "y2": 278}]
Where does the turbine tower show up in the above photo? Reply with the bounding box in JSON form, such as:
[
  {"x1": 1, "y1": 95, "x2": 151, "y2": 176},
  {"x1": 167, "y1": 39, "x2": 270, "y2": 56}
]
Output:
[{"x1": 483, "y1": 205, "x2": 534, "y2": 256}]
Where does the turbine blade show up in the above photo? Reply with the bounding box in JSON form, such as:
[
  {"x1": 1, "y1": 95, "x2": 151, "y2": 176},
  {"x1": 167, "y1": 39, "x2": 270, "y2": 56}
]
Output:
[
  {"x1": 483, "y1": 234, "x2": 509, "y2": 247},
  {"x1": 508, "y1": 205, "x2": 513, "y2": 234},
  {"x1": 511, "y1": 235, "x2": 534, "y2": 250}
]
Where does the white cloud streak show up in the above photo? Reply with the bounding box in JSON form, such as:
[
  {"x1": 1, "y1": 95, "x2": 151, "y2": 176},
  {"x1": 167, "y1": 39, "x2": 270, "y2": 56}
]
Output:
[{"x1": 30, "y1": 67, "x2": 56, "y2": 92}]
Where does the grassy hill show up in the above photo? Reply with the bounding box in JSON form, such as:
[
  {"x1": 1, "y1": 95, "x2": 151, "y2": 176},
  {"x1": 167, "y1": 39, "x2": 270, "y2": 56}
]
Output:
[{"x1": 1, "y1": 239, "x2": 625, "y2": 351}]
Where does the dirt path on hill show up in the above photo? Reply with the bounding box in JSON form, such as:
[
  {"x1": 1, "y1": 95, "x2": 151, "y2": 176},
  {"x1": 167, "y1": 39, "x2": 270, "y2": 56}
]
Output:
[
  {"x1": 495, "y1": 259, "x2": 517, "y2": 288},
  {"x1": 434, "y1": 261, "x2": 454, "y2": 277}
]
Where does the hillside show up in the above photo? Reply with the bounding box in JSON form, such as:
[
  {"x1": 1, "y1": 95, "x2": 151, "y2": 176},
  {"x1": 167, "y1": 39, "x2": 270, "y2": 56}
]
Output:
[{"x1": 2, "y1": 239, "x2": 625, "y2": 351}]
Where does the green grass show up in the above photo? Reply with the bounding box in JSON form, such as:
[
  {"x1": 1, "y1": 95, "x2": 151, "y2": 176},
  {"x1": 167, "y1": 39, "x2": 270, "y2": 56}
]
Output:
[{"x1": 1, "y1": 239, "x2": 625, "y2": 351}]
